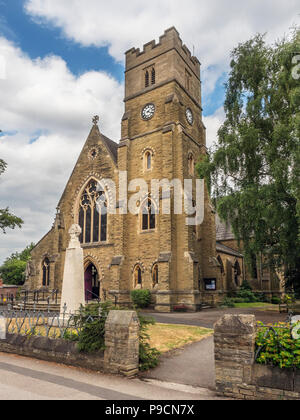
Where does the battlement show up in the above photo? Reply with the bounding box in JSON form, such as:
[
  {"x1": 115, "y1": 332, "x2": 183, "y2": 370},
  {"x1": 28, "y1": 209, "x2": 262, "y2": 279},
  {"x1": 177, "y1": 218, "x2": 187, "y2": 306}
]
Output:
[{"x1": 125, "y1": 27, "x2": 200, "y2": 77}]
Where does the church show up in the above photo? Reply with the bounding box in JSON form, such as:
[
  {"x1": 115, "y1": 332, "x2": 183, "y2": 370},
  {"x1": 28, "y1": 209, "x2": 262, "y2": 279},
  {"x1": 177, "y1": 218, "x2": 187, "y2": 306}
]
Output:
[{"x1": 24, "y1": 27, "x2": 281, "y2": 312}]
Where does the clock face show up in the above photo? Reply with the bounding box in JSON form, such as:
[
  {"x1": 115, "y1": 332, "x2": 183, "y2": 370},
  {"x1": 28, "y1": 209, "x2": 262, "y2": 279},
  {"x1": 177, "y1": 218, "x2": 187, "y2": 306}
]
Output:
[
  {"x1": 141, "y1": 103, "x2": 155, "y2": 121},
  {"x1": 186, "y1": 108, "x2": 194, "y2": 125}
]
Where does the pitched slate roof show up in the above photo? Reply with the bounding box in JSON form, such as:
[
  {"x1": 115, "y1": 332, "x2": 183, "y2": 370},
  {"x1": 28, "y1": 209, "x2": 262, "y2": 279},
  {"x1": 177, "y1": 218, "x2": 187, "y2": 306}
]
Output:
[
  {"x1": 216, "y1": 242, "x2": 244, "y2": 258},
  {"x1": 216, "y1": 214, "x2": 236, "y2": 241},
  {"x1": 101, "y1": 134, "x2": 119, "y2": 163}
]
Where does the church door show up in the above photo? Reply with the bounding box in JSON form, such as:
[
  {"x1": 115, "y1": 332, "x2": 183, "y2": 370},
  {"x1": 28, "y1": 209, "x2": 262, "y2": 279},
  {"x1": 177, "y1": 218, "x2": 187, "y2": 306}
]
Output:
[{"x1": 84, "y1": 263, "x2": 100, "y2": 301}]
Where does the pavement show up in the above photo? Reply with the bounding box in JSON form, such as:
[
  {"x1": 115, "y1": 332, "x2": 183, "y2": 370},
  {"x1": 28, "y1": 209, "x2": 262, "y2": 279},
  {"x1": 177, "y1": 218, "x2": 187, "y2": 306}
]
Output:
[
  {"x1": 142, "y1": 335, "x2": 215, "y2": 390},
  {"x1": 0, "y1": 306, "x2": 286, "y2": 400},
  {"x1": 140, "y1": 306, "x2": 287, "y2": 390},
  {"x1": 0, "y1": 352, "x2": 223, "y2": 400}
]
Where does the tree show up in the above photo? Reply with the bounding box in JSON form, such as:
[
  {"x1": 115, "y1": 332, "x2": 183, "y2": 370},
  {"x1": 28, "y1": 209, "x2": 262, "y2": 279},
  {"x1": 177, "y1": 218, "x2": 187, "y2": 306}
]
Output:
[
  {"x1": 0, "y1": 158, "x2": 23, "y2": 233},
  {"x1": 0, "y1": 243, "x2": 35, "y2": 285},
  {"x1": 197, "y1": 28, "x2": 300, "y2": 290}
]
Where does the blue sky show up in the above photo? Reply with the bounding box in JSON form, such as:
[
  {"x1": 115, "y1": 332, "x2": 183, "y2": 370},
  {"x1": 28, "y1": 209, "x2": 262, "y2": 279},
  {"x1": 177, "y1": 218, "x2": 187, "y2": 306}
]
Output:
[
  {"x1": 0, "y1": 0, "x2": 124, "y2": 82},
  {"x1": 0, "y1": 0, "x2": 226, "y2": 118},
  {"x1": 0, "y1": 0, "x2": 298, "y2": 263}
]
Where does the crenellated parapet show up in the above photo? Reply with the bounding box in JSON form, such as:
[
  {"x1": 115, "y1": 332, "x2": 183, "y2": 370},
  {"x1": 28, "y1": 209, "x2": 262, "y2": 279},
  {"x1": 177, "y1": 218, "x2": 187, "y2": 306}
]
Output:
[{"x1": 125, "y1": 27, "x2": 200, "y2": 78}]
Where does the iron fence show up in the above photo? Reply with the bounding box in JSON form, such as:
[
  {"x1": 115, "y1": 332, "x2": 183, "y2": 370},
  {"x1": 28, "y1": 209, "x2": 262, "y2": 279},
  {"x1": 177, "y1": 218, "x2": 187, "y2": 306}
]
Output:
[{"x1": 0, "y1": 303, "x2": 107, "y2": 340}]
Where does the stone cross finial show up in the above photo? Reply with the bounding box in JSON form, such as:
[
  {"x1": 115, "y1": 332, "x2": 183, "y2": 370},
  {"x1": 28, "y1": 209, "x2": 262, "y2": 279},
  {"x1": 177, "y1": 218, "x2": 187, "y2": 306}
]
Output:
[{"x1": 92, "y1": 115, "x2": 99, "y2": 126}]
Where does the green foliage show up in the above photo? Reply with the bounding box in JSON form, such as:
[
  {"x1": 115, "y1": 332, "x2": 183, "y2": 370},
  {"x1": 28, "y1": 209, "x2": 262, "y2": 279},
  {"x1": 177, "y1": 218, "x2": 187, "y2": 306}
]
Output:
[
  {"x1": 76, "y1": 301, "x2": 113, "y2": 353},
  {"x1": 74, "y1": 302, "x2": 161, "y2": 371},
  {"x1": 220, "y1": 297, "x2": 236, "y2": 308},
  {"x1": 256, "y1": 322, "x2": 300, "y2": 369},
  {"x1": 138, "y1": 314, "x2": 161, "y2": 371},
  {"x1": 197, "y1": 28, "x2": 300, "y2": 289},
  {"x1": 0, "y1": 158, "x2": 23, "y2": 233},
  {"x1": 240, "y1": 280, "x2": 253, "y2": 291},
  {"x1": 236, "y1": 289, "x2": 257, "y2": 303},
  {"x1": 0, "y1": 159, "x2": 6, "y2": 175},
  {"x1": 131, "y1": 289, "x2": 152, "y2": 309},
  {"x1": 0, "y1": 243, "x2": 35, "y2": 285},
  {"x1": 271, "y1": 297, "x2": 281, "y2": 305},
  {"x1": 221, "y1": 287, "x2": 268, "y2": 307},
  {"x1": 0, "y1": 259, "x2": 27, "y2": 286}
]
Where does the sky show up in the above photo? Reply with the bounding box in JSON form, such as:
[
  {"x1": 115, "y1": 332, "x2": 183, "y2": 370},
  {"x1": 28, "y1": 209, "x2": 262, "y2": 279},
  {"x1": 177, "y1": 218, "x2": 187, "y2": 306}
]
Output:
[{"x1": 0, "y1": 0, "x2": 299, "y2": 264}]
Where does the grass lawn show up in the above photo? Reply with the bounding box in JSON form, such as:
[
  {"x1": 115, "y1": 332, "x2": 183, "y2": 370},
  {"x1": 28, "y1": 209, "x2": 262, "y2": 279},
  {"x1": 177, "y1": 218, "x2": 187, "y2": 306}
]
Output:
[
  {"x1": 147, "y1": 323, "x2": 213, "y2": 353},
  {"x1": 232, "y1": 302, "x2": 278, "y2": 309}
]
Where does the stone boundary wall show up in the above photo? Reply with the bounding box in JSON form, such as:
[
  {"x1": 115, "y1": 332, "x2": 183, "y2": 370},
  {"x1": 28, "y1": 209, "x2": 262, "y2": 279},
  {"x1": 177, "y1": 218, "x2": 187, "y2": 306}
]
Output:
[
  {"x1": 214, "y1": 314, "x2": 300, "y2": 400},
  {"x1": 0, "y1": 333, "x2": 105, "y2": 372},
  {"x1": 0, "y1": 310, "x2": 139, "y2": 377}
]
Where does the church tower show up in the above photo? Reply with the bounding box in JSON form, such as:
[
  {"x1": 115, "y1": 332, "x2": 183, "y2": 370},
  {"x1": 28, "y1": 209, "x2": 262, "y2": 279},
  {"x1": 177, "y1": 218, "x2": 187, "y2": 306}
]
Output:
[
  {"x1": 116, "y1": 27, "x2": 219, "y2": 311},
  {"x1": 25, "y1": 27, "x2": 220, "y2": 313}
]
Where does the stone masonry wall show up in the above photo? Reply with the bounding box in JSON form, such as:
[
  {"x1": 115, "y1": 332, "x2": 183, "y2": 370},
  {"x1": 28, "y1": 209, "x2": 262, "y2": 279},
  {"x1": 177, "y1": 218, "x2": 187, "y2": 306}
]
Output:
[
  {"x1": 214, "y1": 314, "x2": 300, "y2": 400},
  {"x1": 0, "y1": 310, "x2": 140, "y2": 378}
]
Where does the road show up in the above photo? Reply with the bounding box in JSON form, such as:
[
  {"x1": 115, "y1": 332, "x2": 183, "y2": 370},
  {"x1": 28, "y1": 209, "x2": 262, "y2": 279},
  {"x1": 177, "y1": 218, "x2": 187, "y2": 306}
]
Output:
[
  {"x1": 0, "y1": 352, "x2": 223, "y2": 400},
  {"x1": 141, "y1": 306, "x2": 287, "y2": 329}
]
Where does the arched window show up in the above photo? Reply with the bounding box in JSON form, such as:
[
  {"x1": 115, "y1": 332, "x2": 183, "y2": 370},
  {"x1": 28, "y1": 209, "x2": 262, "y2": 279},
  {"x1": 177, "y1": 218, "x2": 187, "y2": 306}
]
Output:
[
  {"x1": 141, "y1": 199, "x2": 156, "y2": 231},
  {"x1": 145, "y1": 70, "x2": 149, "y2": 88},
  {"x1": 134, "y1": 265, "x2": 143, "y2": 288},
  {"x1": 42, "y1": 258, "x2": 50, "y2": 287},
  {"x1": 234, "y1": 260, "x2": 242, "y2": 287},
  {"x1": 151, "y1": 67, "x2": 156, "y2": 85},
  {"x1": 78, "y1": 180, "x2": 107, "y2": 244},
  {"x1": 143, "y1": 150, "x2": 152, "y2": 171},
  {"x1": 217, "y1": 255, "x2": 225, "y2": 275},
  {"x1": 152, "y1": 264, "x2": 159, "y2": 288},
  {"x1": 188, "y1": 153, "x2": 195, "y2": 176}
]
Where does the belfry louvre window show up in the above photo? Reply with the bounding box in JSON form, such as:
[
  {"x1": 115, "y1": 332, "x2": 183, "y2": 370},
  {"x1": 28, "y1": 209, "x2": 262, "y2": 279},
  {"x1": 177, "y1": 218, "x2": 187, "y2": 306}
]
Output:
[
  {"x1": 142, "y1": 199, "x2": 156, "y2": 231},
  {"x1": 145, "y1": 71, "x2": 149, "y2": 88},
  {"x1": 78, "y1": 180, "x2": 108, "y2": 244},
  {"x1": 42, "y1": 258, "x2": 50, "y2": 287},
  {"x1": 145, "y1": 67, "x2": 155, "y2": 88},
  {"x1": 151, "y1": 68, "x2": 156, "y2": 85}
]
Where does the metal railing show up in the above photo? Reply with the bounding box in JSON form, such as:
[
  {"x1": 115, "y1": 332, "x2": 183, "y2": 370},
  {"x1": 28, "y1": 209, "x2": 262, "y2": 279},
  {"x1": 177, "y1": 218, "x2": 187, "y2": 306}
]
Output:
[
  {"x1": 0, "y1": 303, "x2": 107, "y2": 340},
  {"x1": 85, "y1": 289, "x2": 101, "y2": 304},
  {"x1": 13, "y1": 289, "x2": 61, "y2": 311}
]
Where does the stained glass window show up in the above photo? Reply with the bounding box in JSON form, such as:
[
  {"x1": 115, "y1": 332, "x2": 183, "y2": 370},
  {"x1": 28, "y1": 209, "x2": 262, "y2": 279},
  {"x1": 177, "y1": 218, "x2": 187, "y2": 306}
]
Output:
[
  {"x1": 141, "y1": 199, "x2": 156, "y2": 231},
  {"x1": 78, "y1": 180, "x2": 108, "y2": 244}
]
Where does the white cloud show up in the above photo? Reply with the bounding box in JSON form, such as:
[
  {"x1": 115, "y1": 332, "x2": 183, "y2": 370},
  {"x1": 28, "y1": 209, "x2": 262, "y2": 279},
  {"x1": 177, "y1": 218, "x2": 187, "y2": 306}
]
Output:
[
  {"x1": 25, "y1": 0, "x2": 299, "y2": 96},
  {"x1": 203, "y1": 107, "x2": 225, "y2": 149},
  {"x1": 1, "y1": 0, "x2": 299, "y2": 263},
  {"x1": 0, "y1": 37, "x2": 123, "y2": 263}
]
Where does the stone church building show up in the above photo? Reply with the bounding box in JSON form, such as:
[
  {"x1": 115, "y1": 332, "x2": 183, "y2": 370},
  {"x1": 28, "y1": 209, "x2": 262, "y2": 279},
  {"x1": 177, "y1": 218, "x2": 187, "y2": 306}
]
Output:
[{"x1": 24, "y1": 28, "x2": 281, "y2": 312}]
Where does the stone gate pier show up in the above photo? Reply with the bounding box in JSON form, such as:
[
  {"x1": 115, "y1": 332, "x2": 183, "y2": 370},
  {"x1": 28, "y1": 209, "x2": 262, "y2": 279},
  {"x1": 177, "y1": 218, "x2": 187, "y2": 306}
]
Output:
[{"x1": 214, "y1": 314, "x2": 300, "y2": 400}]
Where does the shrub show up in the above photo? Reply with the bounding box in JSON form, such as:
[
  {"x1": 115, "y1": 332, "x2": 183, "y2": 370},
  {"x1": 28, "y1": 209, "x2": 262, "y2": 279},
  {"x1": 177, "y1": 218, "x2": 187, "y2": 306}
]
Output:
[
  {"x1": 76, "y1": 301, "x2": 114, "y2": 353},
  {"x1": 271, "y1": 297, "x2": 281, "y2": 305},
  {"x1": 131, "y1": 289, "x2": 152, "y2": 309},
  {"x1": 236, "y1": 289, "x2": 257, "y2": 303},
  {"x1": 220, "y1": 297, "x2": 235, "y2": 308},
  {"x1": 256, "y1": 322, "x2": 300, "y2": 369},
  {"x1": 71, "y1": 302, "x2": 160, "y2": 371},
  {"x1": 240, "y1": 280, "x2": 252, "y2": 291},
  {"x1": 255, "y1": 292, "x2": 269, "y2": 303},
  {"x1": 138, "y1": 314, "x2": 161, "y2": 371}
]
